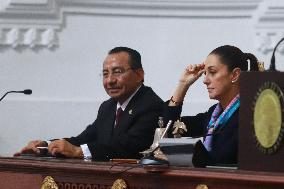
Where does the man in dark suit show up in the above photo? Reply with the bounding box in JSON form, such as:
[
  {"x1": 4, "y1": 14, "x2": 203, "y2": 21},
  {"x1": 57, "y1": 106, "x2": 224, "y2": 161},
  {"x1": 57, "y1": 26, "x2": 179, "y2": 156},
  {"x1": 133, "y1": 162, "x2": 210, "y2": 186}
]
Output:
[{"x1": 15, "y1": 47, "x2": 163, "y2": 160}]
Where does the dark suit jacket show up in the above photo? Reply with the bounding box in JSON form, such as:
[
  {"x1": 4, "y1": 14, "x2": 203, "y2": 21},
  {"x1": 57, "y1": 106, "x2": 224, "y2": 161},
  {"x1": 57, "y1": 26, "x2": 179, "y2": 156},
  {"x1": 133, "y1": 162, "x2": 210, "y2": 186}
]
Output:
[
  {"x1": 163, "y1": 103, "x2": 238, "y2": 165},
  {"x1": 65, "y1": 85, "x2": 163, "y2": 160}
]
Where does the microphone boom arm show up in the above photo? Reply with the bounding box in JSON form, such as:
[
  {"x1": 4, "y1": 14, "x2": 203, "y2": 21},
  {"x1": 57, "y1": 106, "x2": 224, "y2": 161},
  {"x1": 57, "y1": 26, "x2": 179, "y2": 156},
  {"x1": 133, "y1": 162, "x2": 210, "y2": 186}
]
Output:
[
  {"x1": 0, "y1": 89, "x2": 32, "y2": 102},
  {"x1": 269, "y1": 37, "x2": 284, "y2": 71}
]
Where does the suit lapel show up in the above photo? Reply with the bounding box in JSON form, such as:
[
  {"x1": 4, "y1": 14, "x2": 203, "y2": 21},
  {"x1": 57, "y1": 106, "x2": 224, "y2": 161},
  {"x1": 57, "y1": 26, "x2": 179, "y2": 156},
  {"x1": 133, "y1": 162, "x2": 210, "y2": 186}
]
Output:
[
  {"x1": 102, "y1": 101, "x2": 117, "y2": 141},
  {"x1": 113, "y1": 86, "x2": 145, "y2": 134},
  {"x1": 113, "y1": 103, "x2": 136, "y2": 135}
]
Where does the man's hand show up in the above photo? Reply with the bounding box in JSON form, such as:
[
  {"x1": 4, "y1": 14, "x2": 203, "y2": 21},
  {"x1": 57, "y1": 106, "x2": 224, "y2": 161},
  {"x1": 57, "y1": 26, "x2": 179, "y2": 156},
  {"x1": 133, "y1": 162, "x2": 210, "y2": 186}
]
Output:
[
  {"x1": 14, "y1": 140, "x2": 47, "y2": 156},
  {"x1": 48, "y1": 139, "x2": 83, "y2": 158}
]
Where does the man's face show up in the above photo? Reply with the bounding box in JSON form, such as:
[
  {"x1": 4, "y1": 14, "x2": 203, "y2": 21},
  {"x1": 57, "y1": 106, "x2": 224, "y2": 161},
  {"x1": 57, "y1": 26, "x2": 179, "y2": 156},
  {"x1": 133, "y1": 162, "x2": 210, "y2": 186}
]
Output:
[{"x1": 102, "y1": 52, "x2": 144, "y2": 104}]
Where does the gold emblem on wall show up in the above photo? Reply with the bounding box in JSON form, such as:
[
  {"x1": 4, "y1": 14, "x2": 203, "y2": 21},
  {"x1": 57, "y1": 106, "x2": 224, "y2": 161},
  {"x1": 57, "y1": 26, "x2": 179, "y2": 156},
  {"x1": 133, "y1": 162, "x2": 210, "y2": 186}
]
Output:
[
  {"x1": 111, "y1": 179, "x2": 127, "y2": 189},
  {"x1": 252, "y1": 82, "x2": 284, "y2": 154},
  {"x1": 41, "y1": 176, "x2": 58, "y2": 189}
]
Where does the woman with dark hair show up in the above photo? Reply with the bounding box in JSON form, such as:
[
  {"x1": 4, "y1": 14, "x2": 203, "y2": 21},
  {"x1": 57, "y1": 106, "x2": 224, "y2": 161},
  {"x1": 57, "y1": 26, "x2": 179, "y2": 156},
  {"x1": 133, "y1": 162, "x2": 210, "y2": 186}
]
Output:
[{"x1": 164, "y1": 45, "x2": 260, "y2": 166}]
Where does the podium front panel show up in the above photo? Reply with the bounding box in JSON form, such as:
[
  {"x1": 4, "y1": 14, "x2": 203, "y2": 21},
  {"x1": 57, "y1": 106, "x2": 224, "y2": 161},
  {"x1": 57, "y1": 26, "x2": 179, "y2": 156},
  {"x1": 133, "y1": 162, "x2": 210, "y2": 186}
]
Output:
[{"x1": 239, "y1": 71, "x2": 284, "y2": 172}]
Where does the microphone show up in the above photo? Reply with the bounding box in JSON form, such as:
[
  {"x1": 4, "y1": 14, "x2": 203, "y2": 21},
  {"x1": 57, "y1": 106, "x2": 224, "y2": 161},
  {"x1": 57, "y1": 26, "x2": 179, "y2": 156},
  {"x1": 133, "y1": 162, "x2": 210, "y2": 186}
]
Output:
[
  {"x1": 269, "y1": 37, "x2": 284, "y2": 71},
  {"x1": 0, "y1": 89, "x2": 32, "y2": 102}
]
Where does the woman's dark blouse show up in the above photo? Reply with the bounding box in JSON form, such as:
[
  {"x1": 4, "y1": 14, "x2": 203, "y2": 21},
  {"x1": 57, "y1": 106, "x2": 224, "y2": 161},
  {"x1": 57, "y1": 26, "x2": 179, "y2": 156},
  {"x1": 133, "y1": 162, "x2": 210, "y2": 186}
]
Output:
[{"x1": 163, "y1": 103, "x2": 239, "y2": 165}]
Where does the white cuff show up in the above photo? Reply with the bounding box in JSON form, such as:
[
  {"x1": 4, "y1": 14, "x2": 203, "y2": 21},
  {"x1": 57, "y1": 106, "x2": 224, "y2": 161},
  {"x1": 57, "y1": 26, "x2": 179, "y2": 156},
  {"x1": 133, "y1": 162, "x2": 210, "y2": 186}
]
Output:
[{"x1": 80, "y1": 144, "x2": 92, "y2": 159}]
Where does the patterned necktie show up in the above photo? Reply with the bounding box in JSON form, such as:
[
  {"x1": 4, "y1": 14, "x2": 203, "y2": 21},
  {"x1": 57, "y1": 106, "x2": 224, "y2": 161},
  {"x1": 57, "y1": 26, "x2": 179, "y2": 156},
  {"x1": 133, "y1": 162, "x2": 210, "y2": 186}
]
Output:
[{"x1": 115, "y1": 107, "x2": 123, "y2": 127}]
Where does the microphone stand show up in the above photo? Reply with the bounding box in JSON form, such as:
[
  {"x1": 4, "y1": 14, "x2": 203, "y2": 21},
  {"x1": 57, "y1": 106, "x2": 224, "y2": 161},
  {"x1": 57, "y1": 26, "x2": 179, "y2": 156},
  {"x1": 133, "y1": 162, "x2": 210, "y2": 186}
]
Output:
[{"x1": 269, "y1": 37, "x2": 284, "y2": 71}]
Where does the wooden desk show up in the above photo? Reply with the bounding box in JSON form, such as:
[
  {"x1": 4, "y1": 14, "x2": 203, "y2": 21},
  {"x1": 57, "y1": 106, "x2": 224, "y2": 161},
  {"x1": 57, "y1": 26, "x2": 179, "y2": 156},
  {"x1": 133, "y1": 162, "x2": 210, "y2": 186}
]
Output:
[{"x1": 0, "y1": 156, "x2": 284, "y2": 189}]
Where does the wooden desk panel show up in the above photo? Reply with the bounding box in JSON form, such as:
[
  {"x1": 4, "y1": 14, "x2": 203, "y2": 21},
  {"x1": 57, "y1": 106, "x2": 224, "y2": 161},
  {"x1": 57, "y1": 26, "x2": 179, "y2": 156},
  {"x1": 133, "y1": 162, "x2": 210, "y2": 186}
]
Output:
[
  {"x1": 0, "y1": 172, "x2": 42, "y2": 189},
  {"x1": 0, "y1": 156, "x2": 284, "y2": 189}
]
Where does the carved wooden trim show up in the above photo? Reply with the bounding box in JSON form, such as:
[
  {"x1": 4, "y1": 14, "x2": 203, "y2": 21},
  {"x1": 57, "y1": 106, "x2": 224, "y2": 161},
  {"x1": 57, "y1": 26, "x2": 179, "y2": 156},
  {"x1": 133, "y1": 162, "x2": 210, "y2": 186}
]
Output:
[
  {"x1": 57, "y1": 183, "x2": 107, "y2": 189},
  {"x1": 41, "y1": 176, "x2": 59, "y2": 189},
  {"x1": 56, "y1": 182, "x2": 129, "y2": 189},
  {"x1": 1, "y1": 157, "x2": 284, "y2": 189},
  {"x1": 111, "y1": 179, "x2": 127, "y2": 189}
]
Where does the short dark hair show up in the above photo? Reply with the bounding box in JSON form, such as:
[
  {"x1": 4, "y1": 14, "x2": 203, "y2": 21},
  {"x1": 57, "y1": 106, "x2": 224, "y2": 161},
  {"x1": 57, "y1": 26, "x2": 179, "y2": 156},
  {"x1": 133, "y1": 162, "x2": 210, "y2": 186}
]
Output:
[
  {"x1": 108, "y1": 47, "x2": 143, "y2": 70},
  {"x1": 210, "y1": 45, "x2": 259, "y2": 72}
]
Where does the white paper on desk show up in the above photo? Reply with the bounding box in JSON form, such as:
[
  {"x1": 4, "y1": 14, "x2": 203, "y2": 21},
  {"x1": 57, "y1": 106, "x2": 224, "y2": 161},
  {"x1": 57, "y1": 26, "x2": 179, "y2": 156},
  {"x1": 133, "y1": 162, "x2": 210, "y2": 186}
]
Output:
[{"x1": 159, "y1": 137, "x2": 201, "y2": 146}]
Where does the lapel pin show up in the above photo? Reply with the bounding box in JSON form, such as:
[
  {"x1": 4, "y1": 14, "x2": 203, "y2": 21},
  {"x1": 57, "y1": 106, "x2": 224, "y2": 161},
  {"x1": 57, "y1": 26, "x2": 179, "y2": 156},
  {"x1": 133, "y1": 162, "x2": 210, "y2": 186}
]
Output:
[{"x1": 128, "y1": 109, "x2": 133, "y2": 115}]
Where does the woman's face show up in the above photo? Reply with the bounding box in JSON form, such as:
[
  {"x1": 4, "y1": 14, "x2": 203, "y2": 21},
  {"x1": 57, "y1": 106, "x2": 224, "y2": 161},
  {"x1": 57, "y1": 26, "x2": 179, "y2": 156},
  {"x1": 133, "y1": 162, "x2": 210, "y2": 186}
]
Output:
[{"x1": 203, "y1": 54, "x2": 234, "y2": 101}]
